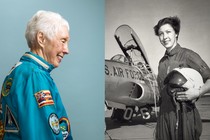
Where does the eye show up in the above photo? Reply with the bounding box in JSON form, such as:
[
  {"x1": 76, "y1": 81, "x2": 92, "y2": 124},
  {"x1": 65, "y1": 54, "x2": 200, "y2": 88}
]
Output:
[
  {"x1": 158, "y1": 32, "x2": 163, "y2": 37},
  {"x1": 61, "y1": 39, "x2": 66, "y2": 43}
]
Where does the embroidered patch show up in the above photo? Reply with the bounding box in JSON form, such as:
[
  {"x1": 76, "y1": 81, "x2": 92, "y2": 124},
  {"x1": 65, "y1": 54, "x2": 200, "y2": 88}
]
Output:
[
  {"x1": 4, "y1": 105, "x2": 19, "y2": 133},
  {"x1": 49, "y1": 113, "x2": 60, "y2": 135},
  {"x1": 1, "y1": 78, "x2": 13, "y2": 97},
  {"x1": 61, "y1": 130, "x2": 68, "y2": 140},
  {"x1": 59, "y1": 117, "x2": 70, "y2": 133},
  {"x1": 34, "y1": 90, "x2": 54, "y2": 108},
  {"x1": 59, "y1": 117, "x2": 70, "y2": 139}
]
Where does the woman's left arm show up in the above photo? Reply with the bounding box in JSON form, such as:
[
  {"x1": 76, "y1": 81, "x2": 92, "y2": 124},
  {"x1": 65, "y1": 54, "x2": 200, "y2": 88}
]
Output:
[
  {"x1": 199, "y1": 79, "x2": 210, "y2": 97},
  {"x1": 176, "y1": 50, "x2": 210, "y2": 101}
]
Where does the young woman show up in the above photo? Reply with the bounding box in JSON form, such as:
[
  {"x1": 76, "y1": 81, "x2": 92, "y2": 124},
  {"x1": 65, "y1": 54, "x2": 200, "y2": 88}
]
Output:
[{"x1": 153, "y1": 16, "x2": 210, "y2": 140}]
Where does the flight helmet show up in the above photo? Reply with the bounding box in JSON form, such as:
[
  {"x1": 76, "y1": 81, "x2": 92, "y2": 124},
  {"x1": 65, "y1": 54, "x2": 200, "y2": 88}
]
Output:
[{"x1": 164, "y1": 67, "x2": 204, "y2": 96}]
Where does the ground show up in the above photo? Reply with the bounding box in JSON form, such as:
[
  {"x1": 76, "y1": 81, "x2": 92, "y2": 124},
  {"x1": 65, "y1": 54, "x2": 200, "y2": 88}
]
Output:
[{"x1": 105, "y1": 96, "x2": 210, "y2": 140}]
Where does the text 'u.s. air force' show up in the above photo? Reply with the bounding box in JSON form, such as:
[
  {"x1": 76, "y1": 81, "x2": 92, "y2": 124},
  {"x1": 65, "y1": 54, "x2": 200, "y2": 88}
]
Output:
[{"x1": 105, "y1": 65, "x2": 144, "y2": 81}]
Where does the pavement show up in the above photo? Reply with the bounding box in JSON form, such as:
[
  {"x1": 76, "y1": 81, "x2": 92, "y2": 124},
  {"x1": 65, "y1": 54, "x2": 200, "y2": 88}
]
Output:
[{"x1": 105, "y1": 96, "x2": 210, "y2": 140}]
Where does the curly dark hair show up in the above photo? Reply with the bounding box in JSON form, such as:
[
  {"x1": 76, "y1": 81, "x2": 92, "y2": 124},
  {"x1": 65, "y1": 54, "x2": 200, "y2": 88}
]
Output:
[{"x1": 153, "y1": 16, "x2": 181, "y2": 39}]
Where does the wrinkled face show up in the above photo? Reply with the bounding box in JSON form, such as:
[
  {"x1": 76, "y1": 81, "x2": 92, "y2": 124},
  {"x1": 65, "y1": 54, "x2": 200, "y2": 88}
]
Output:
[
  {"x1": 158, "y1": 24, "x2": 178, "y2": 51},
  {"x1": 42, "y1": 25, "x2": 70, "y2": 68}
]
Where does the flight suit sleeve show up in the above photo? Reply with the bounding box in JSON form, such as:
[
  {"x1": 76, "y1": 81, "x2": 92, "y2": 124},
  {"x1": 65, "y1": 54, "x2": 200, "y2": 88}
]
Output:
[
  {"x1": 186, "y1": 51, "x2": 210, "y2": 82},
  {"x1": 15, "y1": 71, "x2": 72, "y2": 140},
  {"x1": 53, "y1": 87, "x2": 73, "y2": 140}
]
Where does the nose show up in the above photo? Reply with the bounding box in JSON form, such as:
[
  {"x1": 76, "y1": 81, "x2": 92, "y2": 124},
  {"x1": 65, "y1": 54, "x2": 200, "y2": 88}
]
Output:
[
  {"x1": 63, "y1": 44, "x2": 69, "y2": 55},
  {"x1": 163, "y1": 32, "x2": 168, "y2": 40}
]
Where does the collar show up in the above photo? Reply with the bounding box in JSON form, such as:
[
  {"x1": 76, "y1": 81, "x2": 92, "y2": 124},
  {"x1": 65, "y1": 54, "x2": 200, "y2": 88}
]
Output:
[
  {"x1": 164, "y1": 44, "x2": 181, "y2": 57},
  {"x1": 21, "y1": 52, "x2": 54, "y2": 72}
]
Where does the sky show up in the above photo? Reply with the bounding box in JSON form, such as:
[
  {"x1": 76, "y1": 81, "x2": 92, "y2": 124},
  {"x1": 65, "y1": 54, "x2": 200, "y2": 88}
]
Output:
[{"x1": 105, "y1": 0, "x2": 210, "y2": 74}]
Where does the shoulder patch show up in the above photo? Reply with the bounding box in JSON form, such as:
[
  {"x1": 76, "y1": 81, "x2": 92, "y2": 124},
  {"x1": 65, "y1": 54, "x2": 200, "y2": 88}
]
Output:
[
  {"x1": 4, "y1": 105, "x2": 19, "y2": 133},
  {"x1": 34, "y1": 90, "x2": 54, "y2": 108},
  {"x1": 49, "y1": 113, "x2": 60, "y2": 135},
  {"x1": 1, "y1": 78, "x2": 13, "y2": 97}
]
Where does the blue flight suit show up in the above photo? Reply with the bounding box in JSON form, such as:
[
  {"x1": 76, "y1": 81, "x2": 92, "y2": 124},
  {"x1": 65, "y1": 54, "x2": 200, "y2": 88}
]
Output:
[{"x1": 0, "y1": 52, "x2": 73, "y2": 140}]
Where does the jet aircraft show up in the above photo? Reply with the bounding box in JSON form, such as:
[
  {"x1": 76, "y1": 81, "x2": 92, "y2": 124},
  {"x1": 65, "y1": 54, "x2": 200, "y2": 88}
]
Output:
[{"x1": 105, "y1": 24, "x2": 159, "y2": 121}]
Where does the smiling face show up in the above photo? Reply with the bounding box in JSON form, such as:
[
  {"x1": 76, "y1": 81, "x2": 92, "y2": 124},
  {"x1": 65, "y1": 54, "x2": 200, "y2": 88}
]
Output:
[
  {"x1": 37, "y1": 25, "x2": 70, "y2": 68},
  {"x1": 158, "y1": 24, "x2": 178, "y2": 51}
]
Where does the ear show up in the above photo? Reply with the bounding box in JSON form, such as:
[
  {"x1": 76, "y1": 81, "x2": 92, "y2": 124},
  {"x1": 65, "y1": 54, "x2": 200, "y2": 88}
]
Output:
[{"x1": 37, "y1": 31, "x2": 45, "y2": 48}]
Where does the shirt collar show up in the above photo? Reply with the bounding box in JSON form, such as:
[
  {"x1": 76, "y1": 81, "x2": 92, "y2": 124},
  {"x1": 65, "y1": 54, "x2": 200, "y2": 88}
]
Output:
[
  {"x1": 21, "y1": 52, "x2": 54, "y2": 72},
  {"x1": 164, "y1": 44, "x2": 181, "y2": 57}
]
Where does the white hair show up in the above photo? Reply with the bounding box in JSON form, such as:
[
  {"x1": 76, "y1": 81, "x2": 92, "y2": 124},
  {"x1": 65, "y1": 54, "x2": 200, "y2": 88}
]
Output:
[{"x1": 25, "y1": 10, "x2": 70, "y2": 48}]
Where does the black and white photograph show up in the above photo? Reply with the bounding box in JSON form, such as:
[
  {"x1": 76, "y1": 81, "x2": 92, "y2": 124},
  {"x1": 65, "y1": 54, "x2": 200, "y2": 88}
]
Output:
[{"x1": 105, "y1": 0, "x2": 210, "y2": 140}]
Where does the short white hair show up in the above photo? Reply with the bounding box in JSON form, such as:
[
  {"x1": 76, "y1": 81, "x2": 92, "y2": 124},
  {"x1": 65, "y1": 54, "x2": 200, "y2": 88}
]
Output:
[{"x1": 25, "y1": 10, "x2": 70, "y2": 48}]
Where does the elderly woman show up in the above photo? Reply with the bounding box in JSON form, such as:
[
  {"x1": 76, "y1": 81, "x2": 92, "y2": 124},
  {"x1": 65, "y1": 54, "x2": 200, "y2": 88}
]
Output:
[
  {"x1": 0, "y1": 10, "x2": 73, "y2": 140},
  {"x1": 154, "y1": 16, "x2": 210, "y2": 140}
]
